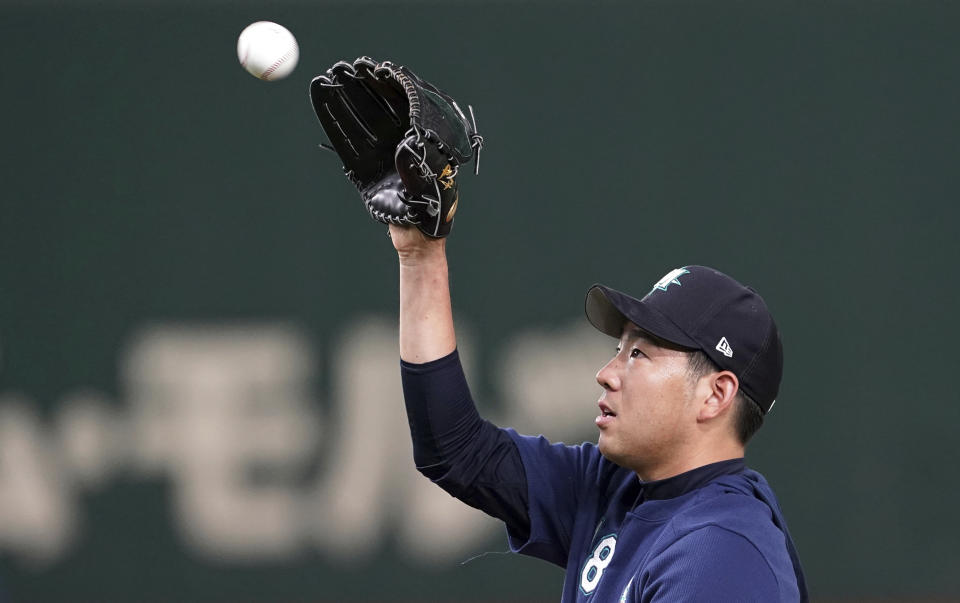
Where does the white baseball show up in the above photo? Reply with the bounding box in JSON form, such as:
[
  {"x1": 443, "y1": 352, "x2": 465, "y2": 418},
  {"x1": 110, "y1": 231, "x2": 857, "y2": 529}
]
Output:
[{"x1": 237, "y1": 21, "x2": 299, "y2": 81}]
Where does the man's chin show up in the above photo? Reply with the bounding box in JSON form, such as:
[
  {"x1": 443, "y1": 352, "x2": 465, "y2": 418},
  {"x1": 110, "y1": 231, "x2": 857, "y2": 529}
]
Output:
[{"x1": 597, "y1": 437, "x2": 625, "y2": 467}]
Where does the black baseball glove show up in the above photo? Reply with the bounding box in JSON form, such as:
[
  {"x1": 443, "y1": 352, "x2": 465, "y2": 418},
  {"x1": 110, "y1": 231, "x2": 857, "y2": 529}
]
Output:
[{"x1": 309, "y1": 57, "x2": 483, "y2": 238}]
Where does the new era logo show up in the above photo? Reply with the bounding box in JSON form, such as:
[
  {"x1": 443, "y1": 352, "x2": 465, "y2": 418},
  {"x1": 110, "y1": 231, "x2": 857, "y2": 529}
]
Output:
[{"x1": 716, "y1": 337, "x2": 733, "y2": 358}]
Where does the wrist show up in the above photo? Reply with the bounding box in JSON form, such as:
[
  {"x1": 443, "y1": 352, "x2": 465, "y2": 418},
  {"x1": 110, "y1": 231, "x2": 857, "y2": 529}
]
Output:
[{"x1": 396, "y1": 237, "x2": 447, "y2": 268}]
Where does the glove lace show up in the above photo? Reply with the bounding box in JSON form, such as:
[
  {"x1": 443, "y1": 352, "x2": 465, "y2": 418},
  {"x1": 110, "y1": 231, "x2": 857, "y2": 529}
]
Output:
[{"x1": 468, "y1": 105, "x2": 483, "y2": 175}]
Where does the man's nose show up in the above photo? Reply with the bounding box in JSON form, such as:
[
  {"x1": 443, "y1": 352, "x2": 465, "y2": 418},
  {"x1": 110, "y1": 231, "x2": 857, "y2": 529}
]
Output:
[{"x1": 596, "y1": 360, "x2": 620, "y2": 391}]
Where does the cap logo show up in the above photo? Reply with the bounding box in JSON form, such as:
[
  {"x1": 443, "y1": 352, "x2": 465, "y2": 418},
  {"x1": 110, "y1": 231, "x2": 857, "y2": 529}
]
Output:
[
  {"x1": 716, "y1": 337, "x2": 733, "y2": 358},
  {"x1": 650, "y1": 268, "x2": 690, "y2": 294}
]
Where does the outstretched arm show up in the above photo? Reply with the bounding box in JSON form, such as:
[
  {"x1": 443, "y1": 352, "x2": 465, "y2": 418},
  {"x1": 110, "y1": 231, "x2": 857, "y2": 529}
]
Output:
[
  {"x1": 391, "y1": 223, "x2": 531, "y2": 537},
  {"x1": 390, "y1": 224, "x2": 456, "y2": 363}
]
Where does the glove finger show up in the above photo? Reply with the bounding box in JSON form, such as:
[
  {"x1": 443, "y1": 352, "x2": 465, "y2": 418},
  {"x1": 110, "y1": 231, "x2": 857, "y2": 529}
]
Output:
[
  {"x1": 310, "y1": 75, "x2": 365, "y2": 160},
  {"x1": 395, "y1": 135, "x2": 458, "y2": 238},
  {"x1": 310, "y1": 63, "x2": 385, "y2": 184},
  {"x1": 335, "y1": 59, "x2": 407, "y2": 152},
  {"x1": 357, "y1": 60, "x2": 411, "y2": 130},
  {"x1": 324, "y1": 61, "x2": 380, "y2": 150}
]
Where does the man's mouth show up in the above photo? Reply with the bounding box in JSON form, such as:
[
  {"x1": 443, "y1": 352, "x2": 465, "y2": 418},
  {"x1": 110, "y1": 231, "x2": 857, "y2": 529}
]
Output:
[{"x1": 596, "y1": 403, "x2": 616, "y2": 427}]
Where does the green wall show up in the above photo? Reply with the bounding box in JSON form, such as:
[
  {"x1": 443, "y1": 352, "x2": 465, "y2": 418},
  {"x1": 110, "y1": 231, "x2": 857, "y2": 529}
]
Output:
[{"x1": 2, "y1": 1, "x2": 958, "y2": 600}]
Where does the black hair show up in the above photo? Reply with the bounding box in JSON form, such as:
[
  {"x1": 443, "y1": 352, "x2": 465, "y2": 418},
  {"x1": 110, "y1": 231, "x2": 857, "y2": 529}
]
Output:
[{"x1": 685, "y1": 350, "x2": 764, "y2": 445}]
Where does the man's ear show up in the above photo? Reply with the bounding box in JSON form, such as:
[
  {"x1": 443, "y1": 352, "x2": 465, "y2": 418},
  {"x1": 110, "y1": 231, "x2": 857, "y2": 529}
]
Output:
[{"x1": 697, "y1": 371, "x2": 739, "y2": 422}]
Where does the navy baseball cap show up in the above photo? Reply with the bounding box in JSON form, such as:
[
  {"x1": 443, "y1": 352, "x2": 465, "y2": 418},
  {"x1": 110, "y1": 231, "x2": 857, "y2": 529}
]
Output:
[{"x1": 584, "y1": 266, "x2": 783, "y2": 413}]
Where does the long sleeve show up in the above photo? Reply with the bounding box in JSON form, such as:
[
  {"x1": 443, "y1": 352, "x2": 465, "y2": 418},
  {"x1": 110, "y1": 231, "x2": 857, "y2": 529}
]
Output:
[{"x1": 400, "y1": 349, "x2": 531, "y2": 540}]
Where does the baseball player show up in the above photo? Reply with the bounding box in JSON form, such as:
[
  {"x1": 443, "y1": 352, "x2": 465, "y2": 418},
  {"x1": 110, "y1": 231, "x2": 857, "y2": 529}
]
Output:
[{"x1": 311, "y1": 57, "x2": 808, "y2": 601}]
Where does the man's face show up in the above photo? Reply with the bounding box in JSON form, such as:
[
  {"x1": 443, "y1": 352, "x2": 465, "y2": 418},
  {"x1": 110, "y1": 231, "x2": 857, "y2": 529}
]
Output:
[{"x1": 594, "y1": 323, "x2": 700, "y2": 479}]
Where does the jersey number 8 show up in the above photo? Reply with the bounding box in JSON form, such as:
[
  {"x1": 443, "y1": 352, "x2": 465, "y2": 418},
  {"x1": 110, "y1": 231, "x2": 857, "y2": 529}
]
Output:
[{"x1": 579, "y1": 535, "x2": 617, "y2": 594}]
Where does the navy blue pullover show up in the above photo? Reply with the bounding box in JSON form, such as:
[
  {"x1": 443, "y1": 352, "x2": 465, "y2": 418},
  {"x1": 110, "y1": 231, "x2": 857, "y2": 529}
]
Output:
[{"x1": 401, "y1": 349, "x2": 807, "y2": 602}]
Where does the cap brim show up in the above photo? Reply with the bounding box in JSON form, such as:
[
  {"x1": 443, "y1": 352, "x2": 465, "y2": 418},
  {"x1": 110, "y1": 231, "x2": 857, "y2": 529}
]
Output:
[{"x1": 585, "y1": 284, "x2": 700, "y2": 349}]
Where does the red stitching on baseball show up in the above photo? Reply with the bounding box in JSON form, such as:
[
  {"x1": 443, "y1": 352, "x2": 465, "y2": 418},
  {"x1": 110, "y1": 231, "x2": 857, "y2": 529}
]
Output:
[{"x1": 261, "y1": 47, "x2": 296, "y2": 80}]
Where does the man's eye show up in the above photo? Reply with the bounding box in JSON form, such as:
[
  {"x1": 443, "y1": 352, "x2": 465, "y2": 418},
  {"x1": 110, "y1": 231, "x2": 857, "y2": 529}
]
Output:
[{"x1": 630, "y1": 348, "x2": 642, "y2": 358}]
